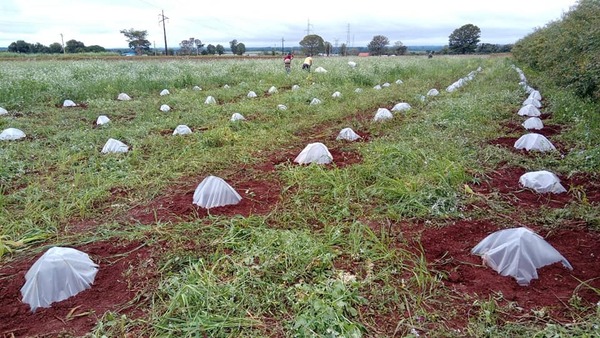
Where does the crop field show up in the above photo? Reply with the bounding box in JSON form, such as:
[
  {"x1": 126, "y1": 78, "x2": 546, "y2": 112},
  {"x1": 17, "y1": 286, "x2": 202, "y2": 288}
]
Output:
[{"x1": 0, "y1": 55, "x2": 599, "y2": 337}]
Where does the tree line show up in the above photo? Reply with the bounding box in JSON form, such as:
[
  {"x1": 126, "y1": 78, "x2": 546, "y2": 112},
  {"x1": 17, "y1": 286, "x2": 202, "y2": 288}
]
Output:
[
  {"x1": 7, "y1": 39, "x2": 105, "y2": 54},
  {"x1": 6, "y1": 23, "x2": 511, "y2": 56}
]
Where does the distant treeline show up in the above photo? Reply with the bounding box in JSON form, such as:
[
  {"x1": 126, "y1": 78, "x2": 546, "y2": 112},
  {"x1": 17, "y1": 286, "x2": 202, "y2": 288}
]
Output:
[
  {"x1": 512, "y1": 0, "x2": 599, "y2": 100},
  {"x1": 5, "y1": 39, "x2": 106, "y2": 54}
]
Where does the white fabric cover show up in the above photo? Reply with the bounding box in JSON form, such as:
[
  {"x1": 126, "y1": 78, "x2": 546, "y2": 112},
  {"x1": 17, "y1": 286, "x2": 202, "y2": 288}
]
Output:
[
  {"x1": 522, "y1": 117, "x2": 544, "y2": 130},
  {"x1": 193, "y1": 175, "x2": 242, "y2": 208},
  {"x1": 382, "y1": 82, "x2": 390, "y2": 87},
  {"x1": 193, "y1": 86, "x2": 202, "y2": 91},
  {"x1": 160, "y1": 104, "x2": 171, "y2": 112},
  {"x1": 392, "y1": 102, "x2": 411, "y2": 112},
  {"x1": 446, "y1": 84, "x2": 458, "y2": 93},
  {"x1": 314, "y1": 67, "x2": 327, "y2": 73},
  {"x1": 310, "y1": 98, "x2": 321, "y2": 105},
  {"x1": 427, "y1": 89, "x2": 439, "y2": 96},
  {"x1": 117, "y1": 93, "x2": 131, "y2": 101},
  {"x1": 518, "y1": 104, "x2": 541, "y2": 117},
  {"x1": 529, "y1": 90, "x2": 542, "y2": 101},
  {"x1": 268, "y1": 86, "x2": 278, "y2": 94},
  {"x1": 205, "y1": 96, "x2": 216, "y2": 104},
  {"x1": 160, "y1": 89, "x2": 170, "y2": 96},
  {"x1": 277, "y1": 104, "x2": 288, "y2": 111},
  {"x1": 230, "y1": 113, "x2": 246, "y2": 121},
  {"x1": 101, "y1": 138, "x2": 128, "y2": 153},
  {"x1": 292, "y1": 85, "x2": 300, "y2": 91},
  {"x1": 395, "y1": 79, "x2": 403, "y2": 84},
  {"x1": 523, "y1": 98, "x2": 542, "y2": 108},
  {"x1": 373, "y1": 85, "x2": 382, "y2": 90},
  {"x1": 63, "y1": 100, "x2": 76, "y2": 107},
  {"x1": 173, "y1": 125, "x2": 192, "y2": 135},
  {"x1": 471, "y1": 227, "x2": 572, "y2": 285},
  {"x1": 0, "y1": 128, "x2": 26, "y2": 140},
  {"x1": 332, "y1": 91, "x2": 341, "y2": 98},
  {"x1": 96, "y1": 115, "x2": 110, "y2": 125},
  {"x1": 247, "y1": 91, "x2": 257, "y2": 98},
  {"x1": 223, "y1": 84, "x2": 230, "y2": 89},
  {"x1": 1, "y1": 107, "x2": 9, "y2": 115},
  {"x1": 21, "y1": 247, "x2": 98, "y2": 312},
  {"x1": 519, "y1": 170, "x2": 567, "y2": 194},
  {"x1": 294, "y1": 142, "x2": 333, "y2": 164},
  {"x1": 373, "y1": 108, "x2": 393, "y2": 121},
  {"x1": 348, "y1": 61, "x2": 357, "y2": 68},
  {"x1": 514, "y1": 133, "x2": 556, "y2": 152},
  {"x1": 336, "y1": 128, "x2": 361, "y2": 141}
]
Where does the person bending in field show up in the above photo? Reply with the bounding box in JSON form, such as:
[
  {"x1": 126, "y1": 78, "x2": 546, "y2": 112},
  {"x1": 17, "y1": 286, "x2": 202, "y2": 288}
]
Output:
[
  {"x1": 302, "y1": 54, "x2": 313, "y2": 71},
  {"x1": 284, "y1": 52, "x2": 294, "y2": 74}
]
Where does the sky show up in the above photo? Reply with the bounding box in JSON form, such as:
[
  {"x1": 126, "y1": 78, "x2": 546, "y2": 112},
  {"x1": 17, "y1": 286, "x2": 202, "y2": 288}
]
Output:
[{"x1": 0, "y1": 0, "x2": 579, "y2": 49}]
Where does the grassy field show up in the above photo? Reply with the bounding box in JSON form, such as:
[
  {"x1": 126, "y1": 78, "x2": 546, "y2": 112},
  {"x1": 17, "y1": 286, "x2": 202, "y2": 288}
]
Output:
[{"x1": 1, "y1": 55, "x2": 598, "y2": 337}]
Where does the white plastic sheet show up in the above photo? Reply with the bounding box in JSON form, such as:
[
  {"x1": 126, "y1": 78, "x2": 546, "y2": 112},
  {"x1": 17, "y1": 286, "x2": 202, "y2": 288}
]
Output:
[
  {"x1": 277, "y1": 104, "x2": 288, "y2": 111},
  {"x1": 518, "y1": 104, "x2": 541, "y2": 117},
  {"x1": 193, "y1": 86, "x2": 202, "y2": 91},
  {"x1": 160, "y1": 89, "x2": 170, "y2": 96},
  {"x1": 223, "y1": 84, "x2": 230, "y2": 89},
  {"x1": 294, "y1": 142, "x2": 333, "y2": 164},
  {"x1": 373, "y1": 108, "x2": 393, "y2": 121},
  {"x1": 471, "y1": 227, "x2": 572, "y2": 285},
  {"x1": 395, "y1": 79, "x2": 403, "y2": 84},
  {"x1": 173, "y1": 125, "x2": 192, "y2": 135},
  {"x1": 348, "y1": 61, "x2": 357, "y2": 68},
  {"x1": 231, "y1": 113, "x2": 246, "y2": 122},
  {"x1": 529, "y1": 90, "x2": 542, "y2": 101},
  {"x1": 427, "y1": 89, "x2": 439, "y2": 96},
  {"x1": 0, "y1": 107, "x2": 8, "y2": 115},
  {"x1": 63, "y1": 100, "x2": 77, "y2": 107},
  {"x1": 117, "y1": 93, "x2": 131, "y2": 101},
  {"x1": 101, "y1": 138, "x2": 129, "y2": 153},
  {"x1": 96, "y1": 115, "x2": 110, "y2": 125},
  {"x1": 268, "y1": 86, "x2": 278, "y2": 94},
  {"x1": 193, "y1": 175, "x2": 242, "y2": 208},
  {"x1": 514, "y1": 133, "x2": 556, "y2": 152},
  {"x1": 310, "y1": 98, "x2": 321, "y2": 105},
  {"x1": 519, "y1": 170, "x2": 567, "y2": 194},
  {"x1": 355, "y1": 88, "x2": 363, "y2": 93},
  {"x1": 314, "y1": 67, "x2": 327, "y2": 73},
  {"x1": 0, "y1": 128, "x2": 26, "y2": 140},
  {"x1": 247, "y1": 91, "x2": 257, "y2": 98},
  {"x1": 382, "y1": 82, "x2": 390, "y2": 87},
  {"x1": 523, "y1": 98, "x2": 542, "y2": 108},
  {"x1": 332, "y1": 91, "x2": 341, "y2": 98},
  {"x1": 373, "y1": 85, "x2": 382, "y2": 90},
  {"x1": 336, "y1": 128, "x2": 361, "y2": 141},
  {"x1": 522, "y1": 117, "x2": 544, "y2": 130},
  {"x1": 205, "y1": 96, "x2": 216, "y2": 104},
  {"x1": 160, "y1": 104, "x2": 171, "y2": 112},
  {"x1": 292, "y1": 85, "x2": 300, "y2": 91},
  {"x1": 391, "y1": 102, "x2": 411, "y2": 112},
  {"x1": 21, "y1": 247, "x2": 98, "y2": 312}
]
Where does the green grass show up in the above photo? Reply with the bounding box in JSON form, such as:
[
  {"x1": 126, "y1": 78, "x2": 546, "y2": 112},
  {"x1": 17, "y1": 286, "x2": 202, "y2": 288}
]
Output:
[{"x1": 1, "y1": 55, "x2": 598, "y2": 337}]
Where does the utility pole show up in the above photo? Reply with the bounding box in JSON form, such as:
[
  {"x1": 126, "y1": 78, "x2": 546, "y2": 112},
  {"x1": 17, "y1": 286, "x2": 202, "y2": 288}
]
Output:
[
  {"x1": 159, "y1": 10, "x2": 168, "y2": 55},
  {"x1": 281, "y1": 37, "x2": 285, "y2": 54},
  {"x1": 60, "y1": 33, "x2": 65, "y2": 53}
]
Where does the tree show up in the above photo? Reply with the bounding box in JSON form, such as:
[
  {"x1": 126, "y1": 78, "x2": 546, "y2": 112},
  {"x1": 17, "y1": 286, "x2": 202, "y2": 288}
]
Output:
[
  {"x1": 339, "y1": 43, "x2": 348, "y2": 56},
  {"x1": 324, "y1": 41, "x2": 333, "y2": 56},
  {"x1": 48, "y1": 42, "x2": 63, "y2": 54},
  {"x1": 448, "y1": 24, "x2": 481, "y2": 54},
  {"x1": 229, "y1": 39, "x2": 238, "y2": 55},
  {"x1": 299, "y1": 34, "x2": 325, "y2": 55},
  {"x1": 216, "y1": 44, "x2": 225, "y2": 55},
  {"x1": 120, "y1": 28, "x2": 151, "y2": 55},
  {"x1": 86, "y1": 45, "x2": 106, "y2": 53},
  {"x1": 8, "y1": 40, "x2": 32, "y2": 53},
  {"x1": 393, "y1": 41, "x2": 407, "y2": 55},
  {"x1": 179, "y1": 39, "x2": 194, "y2": 55},
  {"x1": 367, "y1": 35, "x2": 390, "y2": 56},
  {"x1": 236, "y1": 43, "x2": 246, "y2": 55},
  {"x1": 194, "y1": 39, "x2": 204, "y2": 55},
  {"x1": 65, "y1": 39, "x2": 85, "y2": 53},
  {"x1": 206, "y1": 44, "x2": 216, "y2": 55}
]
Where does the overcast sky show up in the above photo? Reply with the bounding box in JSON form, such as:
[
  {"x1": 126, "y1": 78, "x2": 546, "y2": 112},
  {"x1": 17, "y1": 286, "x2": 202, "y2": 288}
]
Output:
[{"x1": 0, "y1": 0, "x2": 578, "y2": 49}]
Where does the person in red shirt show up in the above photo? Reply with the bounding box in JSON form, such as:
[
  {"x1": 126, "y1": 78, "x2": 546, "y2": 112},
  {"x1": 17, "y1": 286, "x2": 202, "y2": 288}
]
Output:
[{"x1": 284, "y1": 52, "x2": 294, "y2": 74}]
